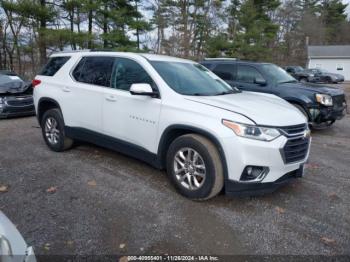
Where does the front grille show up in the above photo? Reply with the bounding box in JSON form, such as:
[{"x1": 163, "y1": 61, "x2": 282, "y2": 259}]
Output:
[
  {"x1": 6, "y1": 97, "x2": 33, "y2": 107},
  {"x1": 282, "y1": 136, "x2": 310, "y2": 164},
  {"x1": 332, "y1": 95, "x2": 345, "y2": 109},
  {"x1": 279, "y1": 124, "x2": 307, "y2": 137}
]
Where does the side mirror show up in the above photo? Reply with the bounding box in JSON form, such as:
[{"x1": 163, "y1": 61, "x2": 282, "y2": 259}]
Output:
[
  {"x1": 130, "y1": 83, "x2": 158, "y2": 98},
  {"x1": 254, "y1": 78, "x2": 267, "y2": 86}
]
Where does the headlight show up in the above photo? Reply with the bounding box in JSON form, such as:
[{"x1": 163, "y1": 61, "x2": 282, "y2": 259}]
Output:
[
  {"x1": 222, "y1": 120, "x2": 281, "y2": 141},
  {"x1": 316, "y1": 94, "x2": 333, "y2": 106}
]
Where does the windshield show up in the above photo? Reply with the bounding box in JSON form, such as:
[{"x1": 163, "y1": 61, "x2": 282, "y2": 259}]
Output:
[
  {"x1": 150, "y1": 61, "x2": 238, "y2": 96},
  {"x1": 318, "y1": 69, "x2": 328, "y2": 73},
  {"x1": 261, "y1": 64, "x2": 297, "y2": 84}
]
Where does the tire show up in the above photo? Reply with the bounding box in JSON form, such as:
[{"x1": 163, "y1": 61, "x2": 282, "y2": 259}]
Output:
[
  {"x1": 41, "y1": 108, "x2": 73, "y2": 152},
  {"x1": 292, "y1": 103, "x2": 309, "y2": 121},
  {"x1": 166, "y1": 134, "x2": 224, "y2": 200},
  {"x1": 326, "y1": 77, "x2": 334, "y2": 84}
]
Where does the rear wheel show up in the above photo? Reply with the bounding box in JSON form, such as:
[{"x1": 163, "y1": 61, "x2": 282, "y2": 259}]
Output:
[
  {"x1": 41, "y1": 108, "x2": 73, "y2": 152},
  {"x1": 166, "y1": 134, "x2": 224, "y2": 200}
]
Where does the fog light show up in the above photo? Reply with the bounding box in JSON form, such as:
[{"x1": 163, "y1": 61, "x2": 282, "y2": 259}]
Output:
[
  {"x1": 240, "y1": 166, "x2": 269, "y2": 182},
  {"x1": 309, "y1": 108, "x2": 320, "y2": 120}
]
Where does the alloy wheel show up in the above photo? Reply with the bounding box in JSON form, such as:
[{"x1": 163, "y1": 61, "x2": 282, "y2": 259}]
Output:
[
  {"x1": 173, "y1": 147, "x2": 206, "y2": 190},
  {"x1": 44, "y1": 117, "x2": 60, "y2": 145}
]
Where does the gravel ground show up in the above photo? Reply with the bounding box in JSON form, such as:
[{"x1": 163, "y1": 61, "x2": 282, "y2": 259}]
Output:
[{"x1": 0, "y1": 84, "x2": 349, "y2": 258}]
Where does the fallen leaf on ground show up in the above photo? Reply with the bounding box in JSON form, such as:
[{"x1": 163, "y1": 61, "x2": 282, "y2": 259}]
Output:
[
  {"x1": 275, "y1": 206, "x2": 286, "y2": 214},
  {"x1": 119, "y1": 243, "x2": 126, "y2": 249},
  {"x1": 66, "y1": 240, "x2": 74, "y2": 246},
  {"x1": 46, "y1": 186, "x2": 57, "y2": 193},
  {"x1": 328, "y1": 192, "x2": 340, "y2": 200},
  {"x1": 305, "y1": 163, "x2": 320, "y2": 169},
  {"x1": 44, "y1": 243, "x2": 50, "y2": 250},
  {"x1": 321, "y1": 237, "x2": 336, "y2": 245},
  {"x1": 0, "y1": 185, "x2": 8, "y2": 193},
  {"x1": 88, "y1": 180, "x2": 97, "y2": 186}
]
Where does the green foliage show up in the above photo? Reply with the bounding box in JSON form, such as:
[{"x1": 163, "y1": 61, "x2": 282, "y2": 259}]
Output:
[
  {"x1": 205, "y1": 34, "x2": 231, "y2": 58},
  {"x1": 320, "y1": 0, "x2": 348, "y2": 42},
  {"x1": 226, "y1": 0, "x2": 281, "y2": 61},
  {"x1": 1, "y1": 0, "x2": 350, "y2": 75}
]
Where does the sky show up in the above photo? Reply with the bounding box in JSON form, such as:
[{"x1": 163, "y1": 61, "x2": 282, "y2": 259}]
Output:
[{"x1": 343, "y1": 0, "x2": 350, "y2": 16}]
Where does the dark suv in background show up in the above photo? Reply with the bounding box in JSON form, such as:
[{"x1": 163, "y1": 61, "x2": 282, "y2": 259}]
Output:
[
  {"x1": 0, "y1": 70, "x2": 35, "y2": 118},
  {"x1": 201, "y1": 59, "x2": 347, "y2": 127},
  {"x1": 284, "y1": 66, "x2": 311, "y2": 83}
]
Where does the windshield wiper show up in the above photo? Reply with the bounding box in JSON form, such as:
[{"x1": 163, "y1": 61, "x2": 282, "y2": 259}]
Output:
[
  {"x1": 190, "y1": 93, "x2": 211, "y2": 96},
  {"x1": 214, "y1": 90, "x2": 238, "y2": 96}
]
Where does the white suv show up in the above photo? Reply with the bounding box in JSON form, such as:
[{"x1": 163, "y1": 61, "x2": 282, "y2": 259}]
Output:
[{"x1": 33, "y1": 51, "x2": 311, "y2": 200}]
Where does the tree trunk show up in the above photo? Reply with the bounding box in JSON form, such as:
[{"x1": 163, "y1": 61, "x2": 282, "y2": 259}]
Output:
[
  {"x1": 88, "y1": 0, "x2": 93, "y2": 49},
  {"x1": 135, "y1": 1, "x2": 140, "y2": 50},
  {"x1": 39, "y1": 0, "x2": 47, "y2": 66},
  {"x1": 103, "y1": 4, "x2": 108, "y2": 48},
  {"x1": 180, "y1": 0, "x2": 190, "y2": 57},
  {"x1": 70, "y1": 10, "x2": 77, "y2": 50}
]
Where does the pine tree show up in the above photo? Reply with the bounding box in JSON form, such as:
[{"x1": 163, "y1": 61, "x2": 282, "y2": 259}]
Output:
[
  {"x1": 320, "y1": 0, "x2": 348, "y2": 43},
  {"x1": 229, "y1": 0, "x2": 281, "y2": 61}
]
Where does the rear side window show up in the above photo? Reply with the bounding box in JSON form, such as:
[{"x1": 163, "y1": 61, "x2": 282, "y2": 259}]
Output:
[
  {"x1": 39, "y1": 56, "x2": 70, "y2": 76},
  {"x1": 213, "y1": 64, "x2": 236, "y2": 81},
  {"x1": 72, "y1": 56, "x2": 115, "y2": 87}
]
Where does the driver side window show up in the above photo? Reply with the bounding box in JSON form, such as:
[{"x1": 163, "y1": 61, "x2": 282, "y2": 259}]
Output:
[
  {"x1": 237, "y1": 65, "x2": 264, "y2": 84},
  {"x1": 111, "y1": 58, "x2": 154, "y2": 91}
]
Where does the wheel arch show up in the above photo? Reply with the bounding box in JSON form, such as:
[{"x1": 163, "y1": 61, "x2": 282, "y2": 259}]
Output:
[
  {"x1": 157, "y1": 125, "x2": 228, "y2": 179},
  {"x1": 37, "y1": 97, "x2": 62, "y2": 125}
]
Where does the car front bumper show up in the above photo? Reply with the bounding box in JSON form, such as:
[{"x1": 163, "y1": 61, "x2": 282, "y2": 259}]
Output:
[
  {"x1": 0, "y1": 95, "x2": 35, "y2": 118},
  {"x1": 308, "y1": 101, "x2": 347, "y2": 124},
  {"x1": 225, "y1": 165, "x2": 304, "y2": 196},
  {"x1": 221, "y1": 134, "x2": 310, "y2": 196}
]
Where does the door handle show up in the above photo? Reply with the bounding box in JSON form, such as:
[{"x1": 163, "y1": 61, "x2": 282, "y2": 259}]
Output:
[
  {"x1": 62, "y1": 87, "x2": 71, "y2": 92},
  {"x1": 105, "y1": 95, "x2": 117, "y2": 102}
]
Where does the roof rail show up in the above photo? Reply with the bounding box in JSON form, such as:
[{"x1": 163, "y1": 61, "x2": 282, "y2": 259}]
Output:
[
  {"x1": 51, "y1": 49, "x2": 91, "y2": 54},
  {"x1": 90, "y1": 48, "x2": 115, "y2": 52},
  {"x1": 204, "y1": 57, "x2": 238, "y2": 61}
]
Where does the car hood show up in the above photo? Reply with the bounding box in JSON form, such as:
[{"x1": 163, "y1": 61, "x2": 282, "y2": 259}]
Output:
[
  {"x1": 0, "y1": 211, "x2": 28, "y2": 256},
  {"x1": 0, "y1": 81, "x2": 32, "y2": 95},
  {"x1": 278, "y1": 82, "x2": 344, "y2": 96},
  {"x1": 185, "y1": 91, "x2": 306, "y2": 126}
]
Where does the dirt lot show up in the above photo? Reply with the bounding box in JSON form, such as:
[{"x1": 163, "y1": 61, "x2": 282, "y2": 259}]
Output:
[{"x1": 0, "y1": 84, "x2": 349, "y2": 257}]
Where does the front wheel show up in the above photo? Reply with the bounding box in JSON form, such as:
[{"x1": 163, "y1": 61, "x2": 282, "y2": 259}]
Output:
[
  {"x1": 41, "y1": 108, "x2": 73, "y2": 152},
  {"x1": 166, "y1": 134, "x2": 224, "y2": 200},
  {"x1": 326, "y1": 77, "x2": 336, "y2": 84}
]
